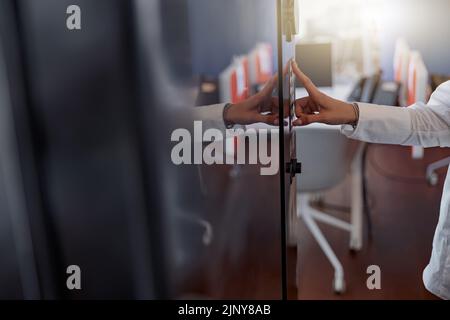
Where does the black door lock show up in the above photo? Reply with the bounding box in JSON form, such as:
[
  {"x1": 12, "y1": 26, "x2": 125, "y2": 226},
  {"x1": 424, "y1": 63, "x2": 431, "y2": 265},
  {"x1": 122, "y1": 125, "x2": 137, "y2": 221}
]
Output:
[{"x1": 286, "y1": 158, "x2": 301, "y2": 179}]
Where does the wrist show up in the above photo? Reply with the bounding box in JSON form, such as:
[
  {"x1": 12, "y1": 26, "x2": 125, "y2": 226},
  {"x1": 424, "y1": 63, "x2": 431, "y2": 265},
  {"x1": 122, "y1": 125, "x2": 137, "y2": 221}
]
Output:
[
  {"x1": 223, "y1": 103, "x2": 236, "y2": 128},
  {"x1": 350, "y1": 102, "x2": 360, "y2": 127},
  {"x1": 344, "y1": 102, "x2": 359, "y2": 126}
]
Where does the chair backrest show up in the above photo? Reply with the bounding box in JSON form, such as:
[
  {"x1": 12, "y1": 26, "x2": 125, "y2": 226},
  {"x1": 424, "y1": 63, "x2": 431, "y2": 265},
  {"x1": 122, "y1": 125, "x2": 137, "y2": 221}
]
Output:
[
  {"x1": 431, "y1": 74, "x2": 450, "y2": 91},
  {"x1": 393, "y1": 38, "x2": 410, "y2": 106},
  {"x1": 359, "y1": 73, "x2": 381, "y2": 103},
  {"x1": 219, "y1": 56, "x2": 250, "y2": 103},
  {"x1": 372, "y1": 82, "x2": 401, "y2": 106},
  {"x1": 407, "y1": 52, "x2": 429, "y2": 104},
  {"x1": 347, "y1": 77, "x2": 366, "y2": 102},
  {"x1": 248, "y1": 43, "x2": 273, "y2": 87},
  {"x1": 295, "y1": 125, "x2": 351, "y2": 193}
]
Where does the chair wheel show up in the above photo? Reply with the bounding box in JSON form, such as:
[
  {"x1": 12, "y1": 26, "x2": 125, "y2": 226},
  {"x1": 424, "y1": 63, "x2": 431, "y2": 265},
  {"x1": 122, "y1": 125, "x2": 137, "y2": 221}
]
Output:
[
  {"x1": 349, "y1": 238, "x2": 362, "y2": 251},
  {"x1": 333, "y1": 277, "x2": 346, "y2": 294},
  {"x1": 427, "y1": 172, "x2": 438, "y2": 186}
]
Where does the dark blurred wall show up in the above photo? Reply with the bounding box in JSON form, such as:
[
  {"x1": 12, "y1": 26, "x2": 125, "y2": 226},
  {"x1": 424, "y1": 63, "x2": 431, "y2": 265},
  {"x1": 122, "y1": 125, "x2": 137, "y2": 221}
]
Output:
[
  {"x1": 186, "y1": 0, "x2": 277, "y2": 77},
  {"x1": 160, "y1": 0, "x2": 193, "y2": 82}
]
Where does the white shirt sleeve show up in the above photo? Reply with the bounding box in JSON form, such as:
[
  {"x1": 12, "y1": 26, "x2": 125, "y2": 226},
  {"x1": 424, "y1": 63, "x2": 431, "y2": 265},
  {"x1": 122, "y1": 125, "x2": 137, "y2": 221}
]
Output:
[
  {"x1": 192, "y1": 103, "x2": 227, "y2": 132},
  {"x1": 341, "y1": 81, "x2": 450, "y2": 148}
]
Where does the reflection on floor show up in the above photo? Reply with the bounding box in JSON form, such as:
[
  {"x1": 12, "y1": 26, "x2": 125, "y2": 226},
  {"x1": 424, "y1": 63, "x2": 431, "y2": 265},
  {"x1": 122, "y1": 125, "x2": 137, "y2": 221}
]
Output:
[
  {"x1": 183, "y1": 144, "x2": 449, "y2": 300},
  {"x1": 182, "y1": 162, "x2": 282, "y2": 299}
]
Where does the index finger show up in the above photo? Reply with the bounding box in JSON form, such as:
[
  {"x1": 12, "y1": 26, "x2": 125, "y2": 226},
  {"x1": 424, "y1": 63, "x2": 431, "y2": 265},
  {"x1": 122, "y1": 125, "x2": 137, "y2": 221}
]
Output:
[
  {"x1": 251, "y1": 73, "x2": 278, "y2": 105},
  {"x1": 291, "y1": 61, "x2": 322, "y2": 102},
  {"x1": 261, "y1": 73, "x2": 278, "y2": 96}
]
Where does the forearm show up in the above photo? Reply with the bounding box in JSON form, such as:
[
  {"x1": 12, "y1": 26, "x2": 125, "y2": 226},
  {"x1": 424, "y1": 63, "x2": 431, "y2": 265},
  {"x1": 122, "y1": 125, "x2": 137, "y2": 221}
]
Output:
[
  {"x1": 192, "y1": 104, "x2": 228, "y2": 131},
  {"x1": 342, "y1": 102, "x2": 450, "y2": 147}
]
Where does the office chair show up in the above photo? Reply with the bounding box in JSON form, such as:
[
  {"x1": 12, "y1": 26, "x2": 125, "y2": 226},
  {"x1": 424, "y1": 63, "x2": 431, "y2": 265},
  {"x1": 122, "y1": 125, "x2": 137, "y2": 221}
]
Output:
[
  {"x1": 295, "y1": 125, "x2": 365, "y2": 293},
  {"x1": 427, "y1": 157, "x2": 450, "y2": 186},
  {"x1": 294, "y1": 74, "x2": 387, "y2": 293},
  {"x1": 347, "y1": 78, "x2": 366, "y2": 102},
  {"x1": 393, "y1": 38, "x2": 411, "y2": 107},
  {"x1": 372, "y1": 81, "x2": 401, "y2": 106},
  {"x1": 359, "y1": 73, "x2": 381, "y2": 103}
]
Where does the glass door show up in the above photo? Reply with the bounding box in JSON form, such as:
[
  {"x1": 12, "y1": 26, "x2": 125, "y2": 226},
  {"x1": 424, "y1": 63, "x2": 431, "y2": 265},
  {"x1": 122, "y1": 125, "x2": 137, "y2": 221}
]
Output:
[{"x1": 277, "y1": 0, "x2": 300, "y2": 300}]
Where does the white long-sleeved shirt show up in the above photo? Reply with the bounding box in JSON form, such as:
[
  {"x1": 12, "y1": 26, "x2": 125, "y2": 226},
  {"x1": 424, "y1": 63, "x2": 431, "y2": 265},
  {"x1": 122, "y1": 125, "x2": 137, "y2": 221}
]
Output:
[
  {"x1": 342, "y1": 81, "x2": 450, "y2": 299},
  {"x1": 192, "y1": 104, "x2": 229, "y2": 132}
]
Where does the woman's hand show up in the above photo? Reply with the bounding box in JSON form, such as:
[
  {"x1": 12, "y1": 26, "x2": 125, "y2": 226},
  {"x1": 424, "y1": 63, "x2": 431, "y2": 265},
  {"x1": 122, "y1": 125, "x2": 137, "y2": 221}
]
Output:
[
  {"x1": 291, "y1": 61, "x2": 358, "y2": 126},
  {"x1": 224, "y1": 75, "x2": 287, "y2": 126}
]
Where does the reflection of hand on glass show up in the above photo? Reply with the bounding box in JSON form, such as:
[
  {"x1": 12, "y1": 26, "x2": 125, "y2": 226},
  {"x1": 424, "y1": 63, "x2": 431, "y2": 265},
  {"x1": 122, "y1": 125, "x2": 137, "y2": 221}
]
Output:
[
  {"x1": 291, "y1": 61, "x2": 358, "y2": 126},
  {"x1": 223, "y1": 75, "x2": 290, "y2": 126}
]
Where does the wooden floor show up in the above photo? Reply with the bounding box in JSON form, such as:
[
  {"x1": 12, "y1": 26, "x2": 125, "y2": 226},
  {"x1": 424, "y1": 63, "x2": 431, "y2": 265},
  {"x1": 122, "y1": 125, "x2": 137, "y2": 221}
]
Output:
[{"x1": 183, "y1": 144, "x2": 450, "y2": 300}]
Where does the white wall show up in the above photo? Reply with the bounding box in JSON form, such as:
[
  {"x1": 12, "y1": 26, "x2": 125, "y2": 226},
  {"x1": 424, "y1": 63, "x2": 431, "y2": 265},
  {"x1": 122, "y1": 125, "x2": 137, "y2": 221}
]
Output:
[{"x1": 377, "y1": 0, "x2": 450, "y2": 80}]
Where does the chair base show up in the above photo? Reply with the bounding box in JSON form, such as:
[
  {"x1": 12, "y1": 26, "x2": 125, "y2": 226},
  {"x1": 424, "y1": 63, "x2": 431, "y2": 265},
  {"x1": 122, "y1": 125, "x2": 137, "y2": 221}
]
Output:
[
  {"x1": 297, "y1": 194, "x2": 348, "y2": 294},
  {"x1": 426, "y1": 156, "x2": 450, "y2": 186},
  {"x1": 294, "y1": 143, "x2": 366, "y2": 294}
]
